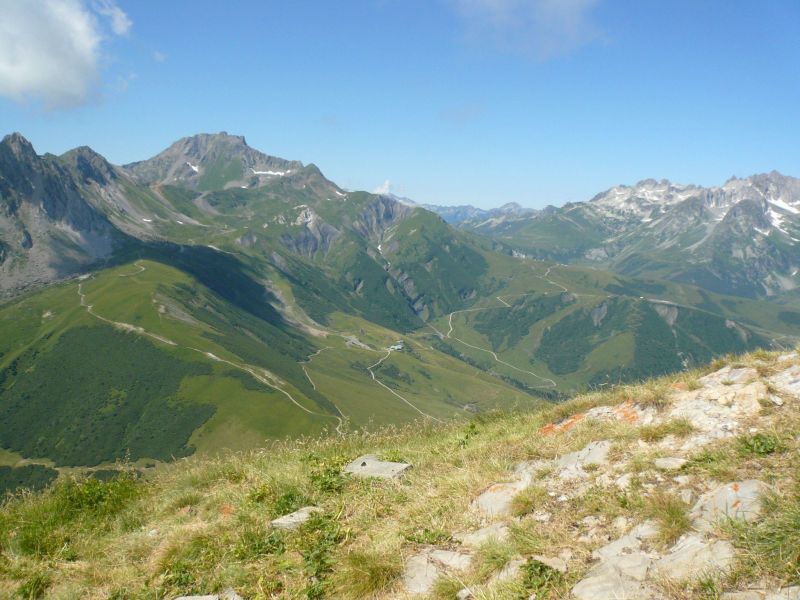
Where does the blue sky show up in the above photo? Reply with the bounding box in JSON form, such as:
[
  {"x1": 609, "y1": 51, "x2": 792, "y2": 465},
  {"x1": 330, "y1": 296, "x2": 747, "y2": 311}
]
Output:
[{"x1": 1, "y1": 1, "x2": 799, "y2": 208}]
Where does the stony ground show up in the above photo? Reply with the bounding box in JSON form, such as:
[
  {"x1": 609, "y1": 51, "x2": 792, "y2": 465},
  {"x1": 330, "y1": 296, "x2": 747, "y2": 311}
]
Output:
[{"x1": 387, "y1": 355, "x2": 800, "y2": 599}]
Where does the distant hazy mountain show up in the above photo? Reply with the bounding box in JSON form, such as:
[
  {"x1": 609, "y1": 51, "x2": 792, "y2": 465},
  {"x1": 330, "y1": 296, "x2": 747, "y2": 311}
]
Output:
[
  {"x1": 457, "y1": 173, "x2": 800, "y2": 298},
  {"x1": 421, "y1": 201, "x2": 537, "y2": 224}
]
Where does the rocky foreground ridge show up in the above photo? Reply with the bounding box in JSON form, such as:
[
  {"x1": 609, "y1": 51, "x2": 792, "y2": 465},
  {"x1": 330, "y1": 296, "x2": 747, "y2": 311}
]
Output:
[{"x1": 1, "y1": 350, "x2": 799, "y2": 598}]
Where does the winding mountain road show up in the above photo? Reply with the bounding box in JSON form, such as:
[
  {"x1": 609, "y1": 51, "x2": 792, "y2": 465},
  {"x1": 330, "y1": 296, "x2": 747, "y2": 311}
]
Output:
[{"x1": 439, "y1": 263, "x2": 572, "y2": 390}]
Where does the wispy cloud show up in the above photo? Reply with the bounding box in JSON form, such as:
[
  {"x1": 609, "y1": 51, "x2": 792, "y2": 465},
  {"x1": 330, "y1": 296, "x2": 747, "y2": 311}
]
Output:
[
  {"x1": 449, "y1": 0, "x2": 602, "y2": 59},
  {"x1": 0, "y1": 0, "x2": 132, "y2": 109},
  {"x1": 94, "y1": 0, "x2": 131, "y2": 36},
  {"x1": 373, "y1": 179, "x2": 393, "y2": 195},
  {"x1": 152, "y1": 50, "x2": 167, "y2": 63}
]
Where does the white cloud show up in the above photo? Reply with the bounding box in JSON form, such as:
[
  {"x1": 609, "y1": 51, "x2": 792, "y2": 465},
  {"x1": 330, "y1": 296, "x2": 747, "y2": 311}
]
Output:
[
  {"x1": 152, "y1": 50, "x2": 167, "y2": 63},
  {"x1": 450, "y1": 0, "x2": 601, "y2": 58},
  {"x1": 373, "y1": 180, "x2": 392, "y2": 195},
  {"x1": 0, "y1": 0, "x2": 132, "y2": 108}
]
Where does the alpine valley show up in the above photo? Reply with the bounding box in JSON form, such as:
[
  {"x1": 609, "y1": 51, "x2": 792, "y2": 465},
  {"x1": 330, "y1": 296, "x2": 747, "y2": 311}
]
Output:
[{"x1": 1, "y1": 132, "x2": 798, "y2": 485}]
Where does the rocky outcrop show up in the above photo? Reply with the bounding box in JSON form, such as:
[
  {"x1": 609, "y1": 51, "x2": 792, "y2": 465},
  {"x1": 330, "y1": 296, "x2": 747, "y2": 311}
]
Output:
[
  {"x1": 398, "y1": 357, "x2": 796, "y2": 597},
  {"x1": 0, "y1": 133, "x2": 120, "y2": 293}
]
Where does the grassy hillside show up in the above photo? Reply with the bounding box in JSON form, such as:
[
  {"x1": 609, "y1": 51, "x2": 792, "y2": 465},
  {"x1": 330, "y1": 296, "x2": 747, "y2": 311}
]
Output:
[
  {"x1": 0, "y1": 348, "x2": 797, "y2": 599},
  {"x1": 0, "y1": 258, "x2": 540, "y2": 474}
]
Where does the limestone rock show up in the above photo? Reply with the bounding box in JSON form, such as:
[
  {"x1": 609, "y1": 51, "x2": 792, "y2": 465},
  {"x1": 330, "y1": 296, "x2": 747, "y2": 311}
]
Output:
[
  {"x1": 769, "y1": 365, "x2": 800, "y2": 398},
  {"x1": 654, "y1": 457, "x2": 687, "y2": 471},
  {"x1": 489, "y1": 557, "x2": 526, "y2": 585},
  {"x1": 429, "y1": 549, "x2": 472, "y2": 571},
  {"x1": 455, "y1": 521, "x2": 509, "y2": 548},
  {"x1": 555, "y1": 440, "x2": 611, "y2": 480},
  {"x1": 699, "y1": 366, "x2": 758, "y2": 386},
  {"x1": 403, "y1": 549, "x2": 472, "y2": 595},
  {"x1": 572, "y1": 521, "x2": 660, "y2": 600},
  {"x1": 652, "y1": 534, "x2": 734, "y2": 579},
  {"x1": 403, "y1": 552, "x2": 441, "y2": 595},
  {"x1": 667, "y1": 382, "x2": 766, "y2": 450},
  {"x1": 531, "y1": 554, "x2": 567, "y2": 573},
  {"x1": 343, "y1": 455, "x2": 411, "y2": 479},
  {"x1": 721, "y1": 591, "x2": 763, "y2": 600},
  {"x1": 174, "y1": 591, "x2": 243, "y2": 600},
  {"x1": 690, "y1": 480, "x2": 765, "y2": 531},
  {"x1": 472, "y1": 480, "x2": 528, "y2": 517},
  {"x1": 270, "y1": 506, "x2": 321, "y2": 530}
]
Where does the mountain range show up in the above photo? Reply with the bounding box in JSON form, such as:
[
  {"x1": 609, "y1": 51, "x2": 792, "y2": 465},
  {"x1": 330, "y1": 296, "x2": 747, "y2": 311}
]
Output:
[
  {"x1": 445, "y1": 173, "x2": 800, "y2": 299},
  {"x1": 1, "y1": 131, "x2": 797, "y2": 477}
]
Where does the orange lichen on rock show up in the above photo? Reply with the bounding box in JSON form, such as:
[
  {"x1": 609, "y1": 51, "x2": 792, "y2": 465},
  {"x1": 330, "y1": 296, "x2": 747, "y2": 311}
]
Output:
[
  {"x1": 539, "y1": 412, "x2": 587, "y2": 435},
  {"x1": 612, "y1": 400, "x2": 640, "y2": 423}
]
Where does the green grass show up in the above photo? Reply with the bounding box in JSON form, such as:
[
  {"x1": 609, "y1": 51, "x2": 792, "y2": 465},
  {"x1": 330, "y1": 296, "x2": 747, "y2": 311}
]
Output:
[
  {"x1": 727, "y1": 486, "x2": 800, "y2": 584},
  {"x1": 643, "y1": 491, "x2": 692, "y2": 548}
]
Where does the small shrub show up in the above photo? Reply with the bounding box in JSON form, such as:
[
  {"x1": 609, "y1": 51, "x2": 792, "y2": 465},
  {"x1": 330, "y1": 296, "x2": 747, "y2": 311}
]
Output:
[
  {"x1": 233, "y1": 524, "x2": 285, "y2": 559},
  {"x1": 158, "y1": 532, "x2": 220, "y2": 591},
  {"x1": 457, "y1": 421, "x2": 479, "y2": 448},
  {"x1": 404, "y1": 528, "x2": 452, "y2": 545},
  {"x1": 379, "y1": 449, "x2": 406, "y2": 463},
  {"x1": 522, "y1": 558, "x2": 562, "y2": 596},
  {"x1": 272, "y1": 486, "x2": 309, "y2": 517},
  {"x1": 738, "y1": 433, "x2": 785, "y2": 457},
  {"x1": 1, "y1": 474, "x2": 141, "y2": 558},
  {"x1": 246, "y1": 482, "x2": 271, "y2": 504},
  {"x1": 299, "y1": 513, "x2": 344, "y2": 598},
  {"x1": 304, "y1": 454, "x2": 349, "y2": 495}
]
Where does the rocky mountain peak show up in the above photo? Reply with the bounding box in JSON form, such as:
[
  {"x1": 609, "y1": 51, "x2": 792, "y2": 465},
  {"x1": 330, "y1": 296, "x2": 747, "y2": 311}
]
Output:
[
  {"x1": 122, "y1": 132, "x2": 305, "y2": 190},
  {"x1": 59, "y1": 145, "x2": 119, "y2": 186},
  {"x1": 0, "y1": 132, "x2": 38, "y2": 164}
]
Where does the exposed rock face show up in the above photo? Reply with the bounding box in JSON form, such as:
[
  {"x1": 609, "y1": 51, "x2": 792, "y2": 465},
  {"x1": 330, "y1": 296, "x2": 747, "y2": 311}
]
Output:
[
  {"x1": 349, "y1": 195, "x2": 414, "y2": 241},
  {"x1": 0, "y1": 134, "x2": 120, "y2": 293}
]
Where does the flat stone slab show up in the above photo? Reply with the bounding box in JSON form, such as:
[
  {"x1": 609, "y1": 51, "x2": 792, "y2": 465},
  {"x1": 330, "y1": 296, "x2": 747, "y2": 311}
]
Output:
[
  {"x1": 270, "y1": 506, "x2": 321, "y2": 530},
  {"x1": 690, "y1": 480, "x2": 765, "y2": 531},
  {"x1": 343, "y1": 455, "x2": 411, "y2": 479},
  {"x1": 555, "y1": 440, "x2": 611, "y2": 480},
  {"x1": 403, "y1": 549, "x2": 473, "y2": 595},
  {"x1": 175, "y1": 591, "x2": 243, "y2": 600},
  {"x1": 472, "y1": 480, "x2": 528, "y2": 517},
  {"x1": 572, "y1": 521, "x2": 660, "y2": 600},
  {"x1": 654, "y1": 457, "x2": 687, "y2": 471},
  {"x1": 652, "y1": 533, "x2": 734, "y2": 580},
  {"x1": 455, "y1": 521, "x2": 509, "y2": 548},
  {"x1": 403, "y1": 553, "x2": 441, "y2": 595},
  {"x1": 769, "y1": 365, "x2": 800, "y2": 398},
  {"x1": 489, "y1": 557, "x2": 526, "y2": 585},
  {"x1": 572, "y1": 560, "x2": 655, "y2": 600},
  {"x1": 699, "y1": 366, "x2": 759, "y2": 386}
]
